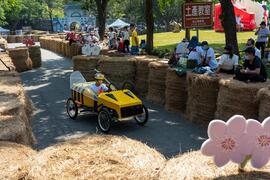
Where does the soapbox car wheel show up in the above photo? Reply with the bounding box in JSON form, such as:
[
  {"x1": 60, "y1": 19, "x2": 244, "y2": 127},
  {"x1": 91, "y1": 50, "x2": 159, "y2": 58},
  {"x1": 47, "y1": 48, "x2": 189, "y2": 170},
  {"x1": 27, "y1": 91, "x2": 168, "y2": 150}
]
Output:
[
  {"x1": 98, "y1": 108, "x2": 112, "y2": 133},
  {"x1": 135, "y1": 105, "x2": 148, "y2": 126},
  {"x1": 66, "y1": 98, "x2": 78, "y2": 120}
]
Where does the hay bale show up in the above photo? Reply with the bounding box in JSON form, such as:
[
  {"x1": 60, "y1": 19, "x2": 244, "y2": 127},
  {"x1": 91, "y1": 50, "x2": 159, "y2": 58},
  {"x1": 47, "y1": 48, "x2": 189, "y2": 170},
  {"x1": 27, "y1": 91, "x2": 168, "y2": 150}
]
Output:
[
  {"x1": 70, "y1": 43, "x2": 82, "y2": 58},
  {"x1": 63, "y1": 41, "x2": 71, "y2": 58},
  {"x1": 27, "y1": 135, "x2": 165, "y2": 179},
  {"x1": 15, "y1": 35, "x2": 24, "y2": 43},
  {"x1": 0, "y1": 141, "x2": 36, "y2": 180},
  {"x1": 73, "y1": 55, "x2": 99, "y2": 81},
  {"x1": 0, "y1": 71, "x2": 21, "y2": 85},
  {"x1": 7, "y1": 35, "x2": 16, "y2": 43},
  {"x1": 257, "y1": 86, "x2": 270, "y2": 121},
  {"x1": 8, "y1": 48, "x2": 32, "y2": 72},
  {"x1": 98, "y1": 56, "x2": 136, "y2": 88},
  {"x1": 186, "y1": 73, "x2": 232, "y2": 123},
  {"x1": 0, "y1": 37, "x2": 8, "y2": 49},
  {"x1": 216, "y1": 79, "x2": 270, "y2": 121},
  {"x1": 147, "y1": 61, "x2": 169, "y2": 105},
  {"x1": 28, "y1": 46, "x2": 42, "y2": 68},
  {"x1": 159, "y1": 151, "x2": 270, "y2": 179},
  {"x1": 165, "y1": 68, "x2": 187, "y2": 113},
  {"x1": 0, "y1": 53, "x2": 16, "y2": 71},
  {"x1": 135, "y1": 56, "x2": 158, "y2": 96}
]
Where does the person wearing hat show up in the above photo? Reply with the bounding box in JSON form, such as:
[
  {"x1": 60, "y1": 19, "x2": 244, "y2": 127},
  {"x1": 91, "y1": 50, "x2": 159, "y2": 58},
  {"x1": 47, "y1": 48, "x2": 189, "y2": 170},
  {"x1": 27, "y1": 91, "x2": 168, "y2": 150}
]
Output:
[
  {"x1": 216, "y1": 45, "x2": 239, "y2": 74},
  {"x1": 187, "y1": 36, "x2": 203, "y2": 67},
  {"x1": 90, "y1": 73, "x2": 109, "y2": 95},
  {"x1": 234, "y1": 47, "x2": 267, "y2": 82},
  {"x1": 200, "y1": 41, "x2": 218, "y2": 70},
  {"x1": 255, "y1": 21, "x2": 270, "y2": 58}
]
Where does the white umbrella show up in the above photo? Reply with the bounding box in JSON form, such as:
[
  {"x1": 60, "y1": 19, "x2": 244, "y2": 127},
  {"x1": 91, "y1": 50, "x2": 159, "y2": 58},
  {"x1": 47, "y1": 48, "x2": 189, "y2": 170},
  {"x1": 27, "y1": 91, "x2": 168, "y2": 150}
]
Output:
[{"x1": 108, "y1": 19, "x2": 130, "y2": 28}]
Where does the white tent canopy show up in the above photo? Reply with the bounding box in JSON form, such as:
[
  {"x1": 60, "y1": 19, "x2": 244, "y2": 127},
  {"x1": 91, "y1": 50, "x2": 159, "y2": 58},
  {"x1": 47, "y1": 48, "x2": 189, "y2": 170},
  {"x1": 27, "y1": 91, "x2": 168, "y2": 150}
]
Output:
[
  {"x1": 108, "y1": 19, "x2": 130, "y2": 28},
  {"x1": 0, "y1": 27, "x2": 9, "y2": 33}
]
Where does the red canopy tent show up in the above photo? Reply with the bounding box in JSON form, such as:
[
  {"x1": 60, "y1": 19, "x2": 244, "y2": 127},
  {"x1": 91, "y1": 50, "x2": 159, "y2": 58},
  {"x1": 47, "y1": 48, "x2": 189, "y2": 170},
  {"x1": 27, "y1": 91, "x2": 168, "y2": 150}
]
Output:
[{"x1": 214, "y1": 3, "x2": 256, "y2": 32}]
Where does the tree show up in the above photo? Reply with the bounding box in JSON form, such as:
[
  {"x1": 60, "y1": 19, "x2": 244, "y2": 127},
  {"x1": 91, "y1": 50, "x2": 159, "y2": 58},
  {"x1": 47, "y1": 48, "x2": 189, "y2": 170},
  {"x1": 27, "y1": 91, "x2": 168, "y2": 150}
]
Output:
[
  {"x1": 146, "y1": 0, "x2": 154, "y2": 53},
  {"x1": 95, "y1": 0, "x2": 110, "y2": 40},
  {"x1": 43, "y1": 0, "x2": 64, "y2": 32},
  {"x1": 219, "y1": 0, "x2": 239, "y2": 54}
]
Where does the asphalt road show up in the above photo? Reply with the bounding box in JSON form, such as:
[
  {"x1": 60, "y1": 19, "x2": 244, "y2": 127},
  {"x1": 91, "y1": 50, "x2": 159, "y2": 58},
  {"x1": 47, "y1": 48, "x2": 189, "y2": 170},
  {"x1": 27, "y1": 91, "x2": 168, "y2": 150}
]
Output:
[{"x1": 14, "y1": 44, "x2": 207, "y2": 157}]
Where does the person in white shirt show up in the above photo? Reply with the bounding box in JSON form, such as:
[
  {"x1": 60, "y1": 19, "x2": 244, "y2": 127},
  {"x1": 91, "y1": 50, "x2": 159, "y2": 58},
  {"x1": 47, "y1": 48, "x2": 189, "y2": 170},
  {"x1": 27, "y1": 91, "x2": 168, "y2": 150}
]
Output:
[
  {"x1": 187, "y1": 36, "x2": 202, "y2": 67},
  {"x1": 108, "y1": 27, "x2": 116, "y2": 49},
  {"x1": 176, "y1": 38, "x2": 189, "y2": 57},
  {"x1": 245, "y1": 38, "x2": 261, "y2": 59},
  {"x1": 87, "y1": 31, "x2": 99, "y2": 45},
  {"x1": 216, "y1": 45, "x2": 239, "y2": 74},
  {"x1": 200, "y1": 41, "x2": 218, "y2": 69},
  {"x1": 255, "y1": 21, "x2": 270, "y2": 58},
  {"x1": 90, "y1": 73, "x2": 109, "y2": 95}
]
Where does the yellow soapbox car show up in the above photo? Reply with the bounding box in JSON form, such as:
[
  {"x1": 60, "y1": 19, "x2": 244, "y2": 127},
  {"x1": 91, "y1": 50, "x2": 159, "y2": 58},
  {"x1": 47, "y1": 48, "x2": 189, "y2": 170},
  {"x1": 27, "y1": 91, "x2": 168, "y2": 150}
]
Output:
[{"x1": 66, "y1": 70, "x2": 148, "y2": 133}]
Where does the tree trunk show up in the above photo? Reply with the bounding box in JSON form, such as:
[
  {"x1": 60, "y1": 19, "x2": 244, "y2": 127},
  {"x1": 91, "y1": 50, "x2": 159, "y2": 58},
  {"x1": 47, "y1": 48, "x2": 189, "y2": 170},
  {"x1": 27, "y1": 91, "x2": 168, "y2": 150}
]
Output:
[
  {"x1": 146, "y1": 0, "x2": 154, "y2": 54},
  {"x1": 95, "y1": 0, "x2": 109, "y2": 41},
  {"x1": 49, "y1": 9, "x2": 54, "y2": 32},
  {"x1": 185, "y1": 28, "x2": 190, "y2": 40},
  {"x1": 220, "y1": 0, "x2": 239, "y2": 55}
]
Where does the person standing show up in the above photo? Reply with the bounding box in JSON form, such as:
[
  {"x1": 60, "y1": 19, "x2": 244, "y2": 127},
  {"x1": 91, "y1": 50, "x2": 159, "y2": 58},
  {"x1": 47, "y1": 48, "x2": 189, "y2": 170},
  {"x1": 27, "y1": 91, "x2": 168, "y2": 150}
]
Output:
[
  {"x1": 255, "y1": 21, "x2": 270, "y2": 58},
  {"x1": 108, "y1": 27, "x2": 116, "y2": 49},
  {"x1": 122, "y1": 26, "x2": 130, "y2": 53},
  {"x1": 130, "y1": 24, "x2": 139, "y2": 55}
]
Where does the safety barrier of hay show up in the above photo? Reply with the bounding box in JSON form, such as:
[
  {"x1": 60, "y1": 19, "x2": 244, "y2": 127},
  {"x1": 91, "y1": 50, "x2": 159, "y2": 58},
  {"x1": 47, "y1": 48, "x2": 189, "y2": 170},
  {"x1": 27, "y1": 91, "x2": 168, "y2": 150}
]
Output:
[
  {"x1": 165, "y1": 68, "x2": 187, "y2": 113},
  {"x1": 70, "y1": 43, "x2": 82, "y2": 58},
  {"x1": 28, "y1": 46, "x2": 42, "y2": 68},
  {"x1": 8, "y1": 48, "x2": 32, "y2": 72},
  {"x1": 0, "y1": 141, "x2": 36, "y2": 180},
  {"x1": 135, "y1": 56, "x2": 158, "y2": 96},
  {"x1": 159, "y1": 151, "x2": 270, "y2": 179},
  {"x1": 15, "y1": 36, "x2": 24, "y2": 43},
  {"x1": 7, "y1": 35, "x2": 16, "y2": 43},
  {"x1": 98, "y1": 56, "x2": 136, "y2": 88},
  {"x1": 73, "y1": 55, "x2": 99, "y2": 81},
  {"x1": 0, "y1": 53, "x2": 15, "y2": 71},
  {"x1": 216, "y1": 79, "x2": 270, "y2": 121},
  {"x1": 186, "y1": 73, "x2": 232, "y2": 123},
  {"x1": 27, "y1": 135, "x2": 165, "y2": 179},
  {"x1": 0, "y1": 38, "x2": 8, "y2": 49},
  {"x1": 63, "y1": 41, "x2": 71, "y2": 58},
  {"x1": 257, "y1": 86, "x2": 270, "y2": 122},
  {"x1": 147, "y1": 61, "x2": 169, "y2": 105}
]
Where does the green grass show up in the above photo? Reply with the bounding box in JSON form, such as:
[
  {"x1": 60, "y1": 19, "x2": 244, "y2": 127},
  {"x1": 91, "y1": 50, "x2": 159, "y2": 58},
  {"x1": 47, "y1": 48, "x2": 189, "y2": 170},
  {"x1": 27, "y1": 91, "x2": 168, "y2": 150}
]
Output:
[{"x1": 139, "y1": 30, "x2": 256, "y2": 52}]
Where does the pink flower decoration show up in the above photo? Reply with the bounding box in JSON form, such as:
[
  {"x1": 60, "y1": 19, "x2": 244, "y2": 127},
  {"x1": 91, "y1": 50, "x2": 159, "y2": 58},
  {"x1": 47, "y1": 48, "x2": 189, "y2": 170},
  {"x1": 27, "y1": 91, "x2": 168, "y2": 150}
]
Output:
[
  {"x1": 240, "y1": 117, "x2": 270, "y2": 169},
  {"x1": 201, "y1": 115, "x2": 247, "y2": 167}
]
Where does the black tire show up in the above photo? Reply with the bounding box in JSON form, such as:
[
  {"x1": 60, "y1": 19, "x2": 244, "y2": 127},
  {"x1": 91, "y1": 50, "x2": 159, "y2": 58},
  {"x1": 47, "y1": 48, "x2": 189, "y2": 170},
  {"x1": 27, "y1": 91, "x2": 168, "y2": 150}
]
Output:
[
  {"x1": 66, "y1": 98, "x2": 78, "y2": 120},
  {"x1": 135, "y1": 105, "x2": 148, "y2": 126},
  {"x1": 122, "y1": 80, "x2": 135, "y2": 92},
  {"x1": 98, "y1": 108, "x2": 112, "y2": 133}
]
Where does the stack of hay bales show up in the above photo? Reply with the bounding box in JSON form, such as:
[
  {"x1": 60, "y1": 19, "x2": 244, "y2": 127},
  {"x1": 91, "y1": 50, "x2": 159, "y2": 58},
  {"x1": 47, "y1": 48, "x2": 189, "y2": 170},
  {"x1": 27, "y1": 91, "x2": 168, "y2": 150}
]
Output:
[
  {"x1": 73, "y1": 55, "x2": 99, "y2": 81},
  {"x1": 0, "y1": 53, "x2": 15, "y2": 71},
  {"x1": 98, "y1": 56, "x2": 136, "y2": 88},
  {"x1": 39, "y1": 37, "x2": 46, "y2": 48},
  {"x1": 147, "y1": 61, "x2": 169, "y2": 105},
  {"x1": 257, "y1": 86, "x2": 270, "y2": 121},
  {"x1": 216, "y1": 79, "x2": 269, "y2": 120},
  {"x1": 15, "y1": 35, "x2": 24, "y2": 43},
  {"x1": 135, "y1": 56, "x2": 157, "y2": 97},
  {"x1": 28, "y1": 46, "x2": 42, "y2": 68},
  {"x1": 0, "y1": 142, "x2": 36, "y2": 180},
  {"x1": 70, "y1": 43, "x2": 81, "y2": 58},
  {"x1": 165, "y1": 68, "x2": 187, "y2": 113},
  {"x1": 63, "y1": 41, "x2": 71, "y2": 58},
  {"x1": 27, "y1": 135, "x2": 165, "y2": 179},
  {"x1": 0, "y1": 37, "x2": 8, "y2": 49},
  {"x1": 186, "y1": 73, "x2": 230, "y2": 123},
  {"x1": 8, "y1": 48, "x2": 32, "y2": 72},
  {"x1": 7, "y1": 35, "x2": 16, "y2": 43},
  {"x1": 159, "y1": 151, "x2": 270, "y2": 179}
]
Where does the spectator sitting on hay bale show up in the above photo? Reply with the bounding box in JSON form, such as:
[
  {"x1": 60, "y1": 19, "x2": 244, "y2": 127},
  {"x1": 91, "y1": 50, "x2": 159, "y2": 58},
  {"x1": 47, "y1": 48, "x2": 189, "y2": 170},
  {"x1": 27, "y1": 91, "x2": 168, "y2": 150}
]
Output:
[
  {"x1": 199, "y1": 41, "x2": 218, "y2": 70},
  {"x1": 245, "y1": 38, "x2": 261, "y2": 59},
  {"x1": 187, "y1": 36, "x2": 202, "y2": 68},
  {"x1": 235, "y1": 47, "x2": 267, "y2": 82},
  {"x1": 216, "y1": 45, "x2": 239, "y2": 74},
  {"x1": 66, "y1": 31, "x2": 77, "y2": 46}
]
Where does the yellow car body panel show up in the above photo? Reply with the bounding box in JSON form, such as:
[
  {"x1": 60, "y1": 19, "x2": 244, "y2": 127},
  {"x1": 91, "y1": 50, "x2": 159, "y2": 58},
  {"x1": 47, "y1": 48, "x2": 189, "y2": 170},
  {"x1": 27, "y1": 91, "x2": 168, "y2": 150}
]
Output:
[{"x1": 97, "y1": 90, "x2": 142, "y2": 119}]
